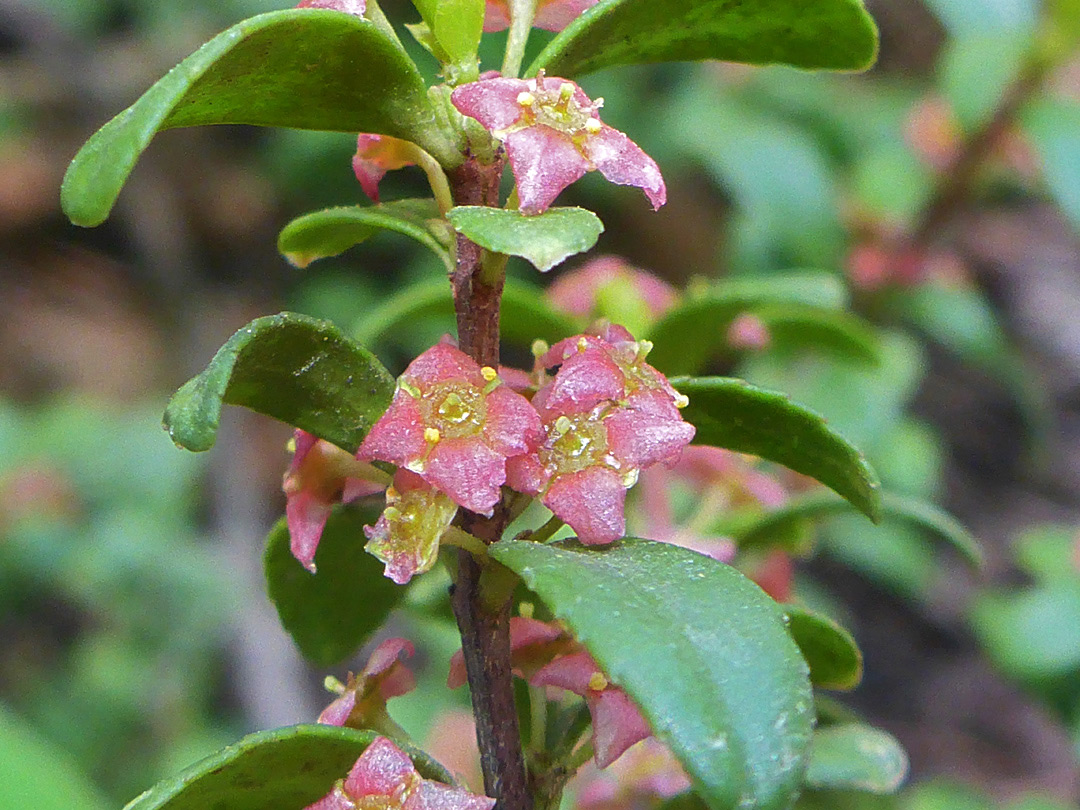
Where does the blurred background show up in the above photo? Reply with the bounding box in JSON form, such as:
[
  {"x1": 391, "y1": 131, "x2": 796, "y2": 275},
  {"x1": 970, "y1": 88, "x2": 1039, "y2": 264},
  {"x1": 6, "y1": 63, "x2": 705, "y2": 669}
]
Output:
[{"x1": 1, "y1": 0, "x2": 1079, "y2": 808}]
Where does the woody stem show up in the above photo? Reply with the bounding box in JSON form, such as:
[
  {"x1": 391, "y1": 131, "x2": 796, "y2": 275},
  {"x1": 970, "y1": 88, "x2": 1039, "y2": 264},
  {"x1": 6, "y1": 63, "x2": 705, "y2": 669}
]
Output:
[{"x1": 448, "y1": 154, "x2": 533, "y2": 810}]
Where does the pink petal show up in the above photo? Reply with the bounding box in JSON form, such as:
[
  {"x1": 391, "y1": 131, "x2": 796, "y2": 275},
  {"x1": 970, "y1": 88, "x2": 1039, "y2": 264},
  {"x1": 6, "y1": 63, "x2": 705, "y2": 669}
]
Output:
[
  {"x1": 297, "y1": 0, "x2": 366, "y2": 14},
  {"x1": 505, "y1": 452, "x2": 550, "y2": 496},
  {"x1": 290, "y1": 429, "x2": 320, "y2": 473},
  {"x1": 605, "y1": 407, "x2": 695, "y2": 471},
  {"x1": 318, "y1": 690, "x2": 358, "y2": 727},
  {"x1": 584, "y1": 126, "x2": 666, "y2": 210},
  {"x1": 450, "y1": 616, "x2": 568, "y2": 688},
  {"x1": 426, "y1": 438, "x2": 505, "y2": 515},
  {"x1": 530, "y1": 650, "x2": 597, "y2": 695},
  {"x1": 352, "y1": 155, "x2": 388, "y2": 203},
  {"x1": 483, "y1": 386, "x2": 544, "y2": 457},
  {"x1": 344, "y1": 737, "x2": 418, "y2": 797},
  {"x1": 403, "y1": 780, "x2": 496, "y2": 810},
  {"x1": 588, "y1": 688, "x2": 652, "y2": 768},
  {"x1": 404, "y1": 342, "x2": 484, "y2": 388},
  {"x1": 497, "y1": 365, "x2": 534, "y2": 393},
  {"x1": 482, "y1": 0, "x2": 511, "y2": 31},
  {"x1": 451, "y1": 78, "x2": 531, "y2": 133},
  {"x1": 543, "y1": 467, "x2": 626, "y2": 545},
  {"x1": 533, "y1": 0, "x2": 599, "y2": 30},
  {"x1": 504, "y1": 126, "x2": 589, "y2": 215},
  {"x1": 358, "y1": 391, "x2": 428, "y2": 466},
  {"x1": 537, "y1": 345, "x2": 624, "y2": 416},
  {"x1": 286, "y1": 490, "x2": 334, "y2": 572},
  {"x1": 342, "y1": 476, "x2": 388, "y2": 503},
  {"x1": 305, "y1": 782, "x2": 357, "y2": 810},
  {"x1": 362, "y1": 638, "x2": 416, "y2": 680}
]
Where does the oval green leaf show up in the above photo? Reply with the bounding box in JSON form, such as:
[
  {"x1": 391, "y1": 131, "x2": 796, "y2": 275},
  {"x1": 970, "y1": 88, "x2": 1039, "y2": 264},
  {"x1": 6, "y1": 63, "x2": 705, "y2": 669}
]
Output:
[
  {"x1": 527, "y1": 0, "x2": 878, "y2": 79},
  {"x1": 352, "y1": 277, "x2": 578, "y2": 347},
  {"x1": 62, "y1": 9, "x2": 457, "y2": 228},
  {"x1": 671, "y1": 376, "x2": 881, "y2": 521},
  {"x1": 279, "y1": 200, "x2": 453, "y2": 273},
  {"x1": 123, "y1": 724, "x2": 452, "y2": 810},
  {"x1": 447, "y1": 206, "x2": 603, "y2": 272},
  {"x1": 163, "y1": 312, "x2": 394, "y2": 453},
  {"x1": 805, "y1": 724, "x2": 908, "y2": 794},
  {"x1": 265, "y1": 506, "x2": 403, "y2": 666},
  {"x1": 728, "y1": 491, "x2": 982, "y2": 568},
  {"x1": 784, "y1": 605, "x2": 863, "y2": 691},
  {"x1": 490, "y1": 537, "x2": 814, "y2": 810}
]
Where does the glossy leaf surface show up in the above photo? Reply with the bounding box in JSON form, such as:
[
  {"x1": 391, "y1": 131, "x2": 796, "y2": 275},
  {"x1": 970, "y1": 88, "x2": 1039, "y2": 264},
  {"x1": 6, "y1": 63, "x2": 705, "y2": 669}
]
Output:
[
  {"x1": 784, "y1": 605, "x2": 862, "y2": 690},
  {"x1": 352, "y1": 277, "x2": 577, "y2": 347},
  {"x1": 490, "y1": 538, "x2": 813, "y2": 810},
  {"x1": 805, "y1": 724, "x2": 908, "y2": 794},
  {"x1": 279, "y1": 200, "x2": 452, "y2": 273},
  {"x1": 447, "y1": 206, "x2": 603, "y2": 272},
  {"x1": 123, "y1": 725, "x2": 451, "y2": 810},
  {"x1": 265, "y1": 507, "x2": 402, "y2": 666},
  {"x1": 729, "y1": 491, "x2": 982, "y2": 568},
  {"x1": 671, "y1": 376, "x2": 881, "y2": 521},
  {"x1": 164, "y1": 313, "x2": 394, "y2": 453},
  {"x1": 528, "y1": 0, "x2": 878, "y2": 79},
  {"x1": 62, "y1": 10, "x2": 455, "y2": 227}
]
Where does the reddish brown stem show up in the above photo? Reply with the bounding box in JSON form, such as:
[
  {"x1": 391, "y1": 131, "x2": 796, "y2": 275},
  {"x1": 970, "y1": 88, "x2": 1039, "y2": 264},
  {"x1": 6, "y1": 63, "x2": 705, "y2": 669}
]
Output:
[{"x1": 446, "y1": 154, "x2": 532, "y2": 810}]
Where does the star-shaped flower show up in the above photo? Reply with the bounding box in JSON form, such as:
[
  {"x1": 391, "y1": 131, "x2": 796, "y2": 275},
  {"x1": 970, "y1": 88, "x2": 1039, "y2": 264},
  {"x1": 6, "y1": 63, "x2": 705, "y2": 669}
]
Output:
[
  {"x1": 531, "y1": 651, "x2": 652, "y2": 768},
  {"x1": 282, "y1": 430, "x2": 389, "y2": 572},
  {"x1": 305, "y1": 736, "x2": 495, "y2": 810},
  {"x1": 319, "y1": 638, "x2": 416, "y2": 728},
  {"x1": 451, "y1": 74, "x2": 665, "y2": 215},
  {"x1": 359, "y1": 340, "x2": 543, "y2": 516}
]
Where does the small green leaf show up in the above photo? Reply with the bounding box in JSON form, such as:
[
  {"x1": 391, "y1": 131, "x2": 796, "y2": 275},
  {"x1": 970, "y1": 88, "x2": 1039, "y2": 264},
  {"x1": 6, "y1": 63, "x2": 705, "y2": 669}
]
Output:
[
  {"x1": 527, "y1": 0, "x2": 878, "y2": 79},
  {"x1": 278, "y1": 200, "x2": 452, "y2": 273},
  {"x1": 784, "y1": 605, "x2": 863, "y2": 690},
  {"x1": 671, "y1": 376, "x2": 881, "y2": 521},
  {"x1": 352, "y1": 277, "x2": 577, "y2": 347},
  {"x1": 805, "y1": 724, "x2": 908, "y2": 794},
  {"x1": 490, "y1": 538, "x2": 813, "y2": 810},
  {"x1": 447, "y1": 206, "x2": 603, "y2": 272},
  {"x1": 122, "y1": 724, "x2": 452, "y2": 810},
  {"x1": 434, "y1": 0, "x2": 485, "y2": 68},
  {"x1": 727, "y1": 491, "x2": 983, "y2": 568},
  {"x1": 265, "y1": 507, "x2": 403, "y2": 666},
  {"x1": 164, "y1": 312, "x2": 394, "y2": 453},
  {"x1": 62, "y1": 10, "x2": 457, "y2": 228}
]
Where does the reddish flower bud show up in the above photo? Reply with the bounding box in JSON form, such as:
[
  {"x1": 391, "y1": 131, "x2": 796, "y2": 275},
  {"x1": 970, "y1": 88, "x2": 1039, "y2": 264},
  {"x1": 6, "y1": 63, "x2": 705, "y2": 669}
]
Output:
[{"x1": 352, "y1": 134, "x2": 419, "y2": 203}]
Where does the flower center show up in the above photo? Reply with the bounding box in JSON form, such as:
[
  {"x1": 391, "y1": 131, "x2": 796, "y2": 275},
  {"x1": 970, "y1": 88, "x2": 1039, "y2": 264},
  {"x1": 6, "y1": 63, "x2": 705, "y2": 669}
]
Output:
[
  {"x1": 514, "y1": 78, "x2": 602, "y2": 139},
  {"x1": 420, "y1": 382, "x2": 487, "y2": 439},
  {"x1": 541, "y1": 413, "x2": 610, "y2": 475}
]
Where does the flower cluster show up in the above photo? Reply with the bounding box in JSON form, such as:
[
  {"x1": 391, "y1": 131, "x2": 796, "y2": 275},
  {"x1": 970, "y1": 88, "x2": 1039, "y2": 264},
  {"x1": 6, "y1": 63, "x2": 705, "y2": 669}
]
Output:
[{"x1": 305, "y1": 735, "x2": 495, "y2": 810}]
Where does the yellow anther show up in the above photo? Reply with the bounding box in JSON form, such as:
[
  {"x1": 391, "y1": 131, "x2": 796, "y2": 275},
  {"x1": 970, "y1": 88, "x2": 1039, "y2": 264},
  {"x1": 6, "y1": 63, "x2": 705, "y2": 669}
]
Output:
[
  {"x1": 481, "y1": 366, "x2": 498, "y2": 382},
  {"x1": 637, "y1": 339, "x2": 654, "y2": 358},
  {"x1": 424, "y1": 427, "x2": 442, "y2": 444},
  {"x1": 531, "y1": 339, "x2": 550, "y2": 358},
  {"x1": 559, "y1": 82, "x2": 575, "y2": 100},
  {"x1": 286, "y1": 435, "x2": 297, "y2": 454},
  {"x1": 577, "y1": 336, "x2": 589, "y2": 353},
  {"x1": 588, "y1": 672, "x2": 609, "y2": 691},
  {"x1": 518, "y1": 601, "x2": 535, "y2": 619},
  {"x1": 674, "y1": 393, "x2": 689, "y2": 409},
  {"x1": 554, "y1": 415, "x2": 572, "y2": 436},
  {"x1": 584, "y1": 117, "x2": 602, "y2": 135},
  {"x1": 517, "y1": 91, "x2": 535, "y2": 107},
  {"x1": 323, "y1": 675, "x2": 347, "y2": 695}
]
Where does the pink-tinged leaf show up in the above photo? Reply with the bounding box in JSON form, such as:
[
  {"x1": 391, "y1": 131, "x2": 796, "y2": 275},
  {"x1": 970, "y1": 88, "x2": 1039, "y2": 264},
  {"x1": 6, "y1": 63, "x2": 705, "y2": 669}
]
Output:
[
  {"x1": 544, "y1": 466, "x2": 626, "y2": 545},
  {"x1": 585, "y1": 126, "x2": 666, "y2": 210},
  {"x1": 297, "y1": 0, "x2": 366, "y2": 14},
  {"x1": 343, "y1": 737, "x2": 419, "y2": 797}
]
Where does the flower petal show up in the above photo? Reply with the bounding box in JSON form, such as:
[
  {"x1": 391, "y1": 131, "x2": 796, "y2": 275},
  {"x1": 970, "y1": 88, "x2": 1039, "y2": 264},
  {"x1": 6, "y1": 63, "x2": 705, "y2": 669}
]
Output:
[
  {"x1": 426, "y1": 438, "x2": 505, "y2": 515},
  {"x1": 286, "y1": 490, "x2": 334, "y2": 572},
  {"x1": 483, "y1": 386, "x2": 545, "y2": 457},
  {"x1": 344, "y1": 736, "x2": 418, "y2": 797},
  {"x1": 585, "y1": 126, "x2": 666, "y2": 210},
  {"x1": 305, "y1": 782, "x2": 357, "y2": 810},
  {"x1": 403, "y1": 779, "x2": 496, "y2": 810},
  {"x1": 403, "y1": 341, "x2": 484, "y2": 388},
  {"x1": 605, "y1": 405, "x2": 695, "y2": 470},
  {"x1": 587, "y1": 688, "x2": 652, "y2": 768},
  {"x1": 504, "y1": 126, "x2": 589, "y2": 215},
  {"x1": 543, "y1": 466, "x2": 626, "y2": 545},
  {"x1": 452, "y1": 78, "x2": 531, "y2": 132},
  {"x1": 357, "y1": 390, "x2": 428, "y2": 466},
  {"x1": 297, "y1": 0, "x2": 366, "y2": 15},
  {"x1": 533, "y1": 0, "x2": 600, "y2": 30}
]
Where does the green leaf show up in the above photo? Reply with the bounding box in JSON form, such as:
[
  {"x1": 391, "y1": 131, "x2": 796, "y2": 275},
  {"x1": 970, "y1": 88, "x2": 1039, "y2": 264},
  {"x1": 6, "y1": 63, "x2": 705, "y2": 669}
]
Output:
[
  {"x1": 122, "y1": 724, "x2": 452, "y2": 810},
  {"x1": 352, "y1": 277, "x2": 577, "y2": 347},
  {"x1": 446, "y1": 206, "x2": 603, "y2": 272},
  {"x1": 971, "y1": 582, "x2": 1080, "y2": 680},
  {"x1": 528, "y1": 0, "x2": 878, "y2": 79},
  {"x1": 164, "y1": 312, "x2": 394, "y2": 453},
  {"x1": 265, "y1": 507, "x2": 403, "y2": 666},
  {"x1": 490, "y1": 538, "x2": 814, "y2": 810},
  {"x1": 671, "y1": 376, "x2": 881, "y2": 521},
  {"x1": 805, "y1": 724, "x2": 908, "y2": 794},
  {"x1": 434, "y1": 0, "x2": 485, "y2": 68},
  {"x1": 728, "y1": 491, "x2": 983, "y2": 568},
  {"x1": 278, "y1": 200, "x2": 453, "y2": 273},
  {"x1": 0, "y1": 703, "x2": 111, "y2": 810},
  {"x1": 62, "y1": 10, "x2": 457, "y2": 228},
  {"x1": 1024, "y1": 98, "x2": 1080, "y2": 232},
  {"x1": 783, "y1": 605, "x2": 862, "y2": 690}
]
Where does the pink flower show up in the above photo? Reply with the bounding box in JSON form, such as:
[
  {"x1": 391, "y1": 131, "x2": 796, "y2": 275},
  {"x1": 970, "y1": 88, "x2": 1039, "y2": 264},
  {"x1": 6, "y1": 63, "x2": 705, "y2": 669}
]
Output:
[
  {"x1": 359, "y1": 340, "x2": 543, "y2": 516},
  {"x1": 352, "y1": 134, "x2": 418, "y2": 203},
  {"x1": 296, "y1": 0, "x2": 366, "y2": 14},
  {"x1": 304, "y1": 736, "x2": 495, "y2": 810},
  {"x1": 532, "y1": 651, "x2": 651, "y2": 768},
  {"x1": 319, "y1": 638, "x2": 416, "y2": 728},
  {"x1": 507, "y1": 326, "x2": 694, "y2": 544},
  {"x1": 726, "y1": 313, "x2": 771, "y2": 351},
  {"x1": 571, "y1": 739, "x2": 690, "y2": 810},
  {"x1": 546, "y1": 256, "x2": 678, "y2": 333},
  {"x1": 448, "y1": 616, "x2": 571, "y2": 688},
  {"x1": 451, "y1": 74, "x2": 665, "y2": 215},
  {"x1": 364, "y1": 470, "x2": 459, "y2": 585},
  {"x1": 282, "y1": 430, "x2": 388, "y2": 572},
  {"x1": 482, "y1": 0, "x2": 598, "y2": 32}
]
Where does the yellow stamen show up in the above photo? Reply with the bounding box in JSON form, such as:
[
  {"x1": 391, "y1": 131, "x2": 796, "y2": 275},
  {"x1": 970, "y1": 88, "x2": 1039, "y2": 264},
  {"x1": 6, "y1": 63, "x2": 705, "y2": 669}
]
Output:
[
  {"x1": 481, "y1": 366, "x2": 498, "y2": 382},
  {"x1": 554, "y1": 415, "x2": 572, "y2": 436},
  {"x1": 585, "y1": 118, "x2": 602, "y2": 135},
  {"x1": 588, "y1": 672, "x2": 609, "y2": 691},
  {"x1": 577, "y1": 336, "x2": 588, "y2": 353},
  {"x1": 517, "y1": 91, "x2": 535, "y2": 107},
  {"x1": 518, "y1": 602, "x2": 535, "y2": 619},
  {"x1": 424, "y1": 427, "x2": 441, "y2": 444},
  {"x1": 674, "y1": 393, "x2": 689, "y2": 409},
  {"x1": 531, "y1": 339, "x2": 550, "y2": 358}
]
